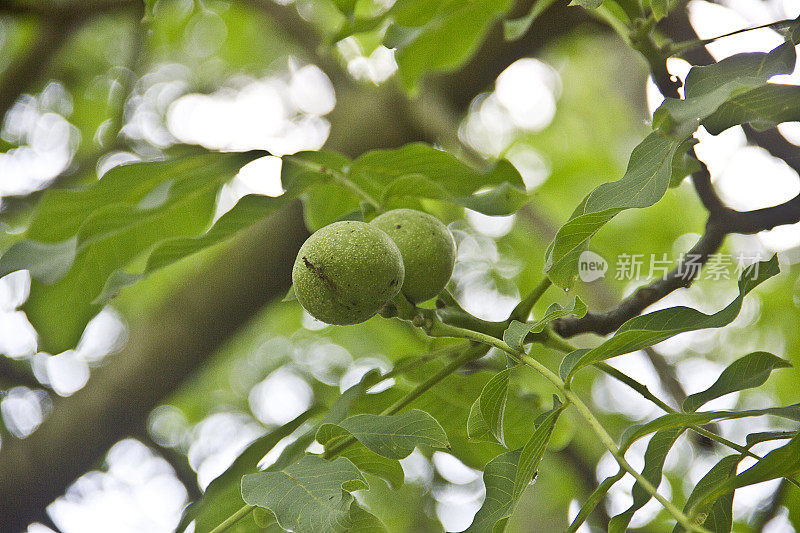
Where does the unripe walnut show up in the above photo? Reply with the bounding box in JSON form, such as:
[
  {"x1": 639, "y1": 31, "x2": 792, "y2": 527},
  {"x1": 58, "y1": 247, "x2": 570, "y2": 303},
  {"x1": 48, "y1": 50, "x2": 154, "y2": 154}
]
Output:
[
  {"x1": 292, "y1": 221, "x2": 404, "y2": 325},
  {"x1": 371, "y1": 209, "x2": 456, "y2": 303}
]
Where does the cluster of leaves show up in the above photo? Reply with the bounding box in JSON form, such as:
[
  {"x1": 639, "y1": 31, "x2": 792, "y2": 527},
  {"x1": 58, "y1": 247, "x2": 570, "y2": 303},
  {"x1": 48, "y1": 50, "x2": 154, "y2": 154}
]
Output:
[
  {"x1": 308, "y1": 0, "x2": 517, "y2": 91},
  {"x1": 0, "y1": 143, "x2": 525, "y2": 353},
  {"x1": 546, "y1": 36, "x2": 800, "y2": 288},
  {"x1": 3, "y1": 1, "x2": 800, "y2": 533}
]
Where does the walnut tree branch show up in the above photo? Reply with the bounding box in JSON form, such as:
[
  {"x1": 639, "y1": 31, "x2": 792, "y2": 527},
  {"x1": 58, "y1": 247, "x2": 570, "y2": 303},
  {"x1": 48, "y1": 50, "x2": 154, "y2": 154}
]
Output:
[
  {"x1": 553, "y1": 14, "x2": 800, "y2": 339},
  {"x1": 553, "y1": 159, "x2": 800, "y2": 338}
]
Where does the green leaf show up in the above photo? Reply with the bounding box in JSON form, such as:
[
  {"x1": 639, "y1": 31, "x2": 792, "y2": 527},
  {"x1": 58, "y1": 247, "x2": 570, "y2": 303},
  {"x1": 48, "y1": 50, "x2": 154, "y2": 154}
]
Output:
[
  {"x1": 609, "y1": 428, "x2": 684, "y2": 532},
  {"x1": 672, "y1": 455, "x2": 740, "y2": 533},
  {"x1": 281, "y1": 151, "x2": 352, "y2": 191},
  {"x1": 502, "y1": 0, "x2": 557, "y2": 40},
  {"x1": 287, "y1": 144, "x2": 527, "y2": 225},
  {"x1": 351, "y1": 143, "x2": 525, "y2": 207},
  {"x1": 683, "y1": 351, "x2": 792, "y2": 412},
  {"x1": 467, "y1": 397, "x2": 496, "y2": 443},
  {"x1": 380, "y1": 174, "x2": 528, "y2": 216},
  {"x1": 347, "y1": 355, "x2": 543, "y2": 470},
  {"x1": 791, "y1": 15, "x2": 800, "y2": 44},
  {"x1": 94, "y1": 193, "x2": 296, "y2": 304},
  {"x1": 466, "y1": 401, "x2": 562, "y2": 532},
  {"x1": 315, "y1": 424, "x2": 404, "y2": 489},
  {"x1": 503, "y1": 297, "x2": 587, "y2": 350},
  {"x1": 560, "y1": 256, "x2": 779, "y2": 379},
  {"x1": 746, "y1": 430, "x2": 798, "y2": 448},
  {"x1": 29, "y1": 152, "x2": 247, "y2": 243},
  {"x1": 654, "y1": 41, "x2": 796, "y2": 137},
  {"x1": 280, "y1": 151, "x2": 357, "y2": 231},
  {"x1": 621, "y1": 404, "x2": 800, "y2": 450},
  {"x1": 567, "y1": 470, "x2": 625, "y2": 533},
  {"x1": 546, "y1": 41, "x2": 796, "y2": 289},
  {"x1": 544, "y1": 132, "x2": 679, "y2": 288},
  {"x1": 669, "y1": 138, "x2": 702, "y2": 187},
  {"x1": 346, "y1": 502, "x2": 389, "y2": 532},
  {"x1": 458, "y1": 181, "x2": 529, "y2": 216},
  {"x1": 649, "y1": 0, "x2": 668, "y2": 20},
  {"x1": 327, "y1": 368, "x2": 388, "y2": 424},
  {"x1": 559, "y1": 349, "x2": 590, "y2": 382},
  {"x1": 703, "y1": 84, "x2": 800, "y2": 135},
  {"x1": 178, "y1": 407, "x2": 319, "y2": 533},
  {"x1": 512, "y1": 399, "x2": 563, "y2": 499},
  {"x1": 251, "y1": 507, "x2": 281, "y2": 530},
  {"x1": 240, "y1": 455, "x2": 374, "y2": 533},
  {"x1": 282, "y1": 285, "x2": 297, "y2": 302},
  {"x1": 0, "y1": 151, "x2": 265, "y2": 353},
  {"x1": 477, "y1": 369, "x2": 511, "y2": 447},
  {"x1": 395, "y1": 1, "x2": 514, "y2": 93},
  {"x1": 0, "y1": 238, "x2": 77, "y2": 284},
  {"x1": 684, "y1": 42, "x2": 796, "y2": 99},
  {"x1": 341, "y1": 444, "x2": 405, "y2": 491},
  {"x1": 568, "y1": 0, "x2": 604, "y2": 9},
  {"x1": 317, "y1": 409, "x2": 449, "y2": 459},
  {"x1": 689, "y1": 433, "x2": 800, "y2": 518},
  {"x1": 256, "y1": 369, "x2": 388, "y2": 487},
  {"x1": 465, "y1": 449, "x2": 520, "y2": 533}
]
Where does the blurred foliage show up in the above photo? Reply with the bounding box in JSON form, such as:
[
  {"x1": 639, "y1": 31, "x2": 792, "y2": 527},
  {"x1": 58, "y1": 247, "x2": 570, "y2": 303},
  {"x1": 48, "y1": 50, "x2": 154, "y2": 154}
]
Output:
[{"x1": 1, "y1": 1, "x2": 800, "y2": 533}]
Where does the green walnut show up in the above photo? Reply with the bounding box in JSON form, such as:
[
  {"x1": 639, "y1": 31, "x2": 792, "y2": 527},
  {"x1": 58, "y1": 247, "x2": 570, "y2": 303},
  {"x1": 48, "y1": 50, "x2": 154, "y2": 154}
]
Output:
[
  {"x1": 292, "y1": 221, "x2": 404, "y2": 325},
  {"x1": 371, "y1": 209, "x2": 456, "y2": 303}
]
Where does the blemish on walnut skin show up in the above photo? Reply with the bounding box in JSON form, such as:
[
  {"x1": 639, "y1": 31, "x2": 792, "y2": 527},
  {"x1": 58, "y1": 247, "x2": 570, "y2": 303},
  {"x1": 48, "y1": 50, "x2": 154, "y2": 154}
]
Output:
[
  {"x1": 303, "y1": 256, "x2": 358, "y2": 309},
  {"x1": 303, "y1": 256, "x2": 339, "y2": 292},
  {"x1": 302, "y1": 256, "x2": 326, "y2": 280}
]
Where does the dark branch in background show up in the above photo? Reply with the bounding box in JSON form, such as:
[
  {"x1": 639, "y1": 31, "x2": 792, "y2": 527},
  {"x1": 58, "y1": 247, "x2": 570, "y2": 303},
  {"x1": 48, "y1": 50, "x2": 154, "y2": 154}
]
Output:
[
  {"x1": 553, "y1": 15, "x2": 800, "y2": 339},
  {"x1": 553, "y1": 200, "x2": 726, "y2": 337},
  {"x1": 642, "y1": 346, "x2": 717, "y2": 449},
  {"x1": 641, "y1": 347, "x2": 685, "y2": 406},
  {"x1": 515, "y1": 206, "x2": 720, "y2": 450},
  {"x1": 743, "y1": 125, "x2": 800, "y2": 176},
  {"x1": 690, "y1": 148, "x2": 727, "y2": 214},
  {"x1": 554, "y1": 149, "x2": 800, "y2": 339}
]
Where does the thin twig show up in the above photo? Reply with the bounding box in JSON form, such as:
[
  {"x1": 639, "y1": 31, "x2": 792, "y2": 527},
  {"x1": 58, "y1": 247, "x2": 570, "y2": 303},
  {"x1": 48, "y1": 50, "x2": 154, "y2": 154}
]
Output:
[
  {"x1": 556, "y1": 14, "x2": 800, "y2": 339},
  {"x1": 425, "y1": 321, "x2": 709, "y2": 533},
  {"x1": 668, "y1": 18, "x2": 797, "y2": 56},
  {"x1": 553, "y1": 158, "x2": 800, "y2": 339},
  {"x1": 510, "y1": 278, "x2": 552, "y2": 322}
]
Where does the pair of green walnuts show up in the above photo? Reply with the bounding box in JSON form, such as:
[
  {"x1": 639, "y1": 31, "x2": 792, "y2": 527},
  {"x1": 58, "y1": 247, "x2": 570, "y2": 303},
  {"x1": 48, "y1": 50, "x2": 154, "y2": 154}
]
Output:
[{"x1": 292, "y1": 209, "x2": 457, "y2": 325}]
